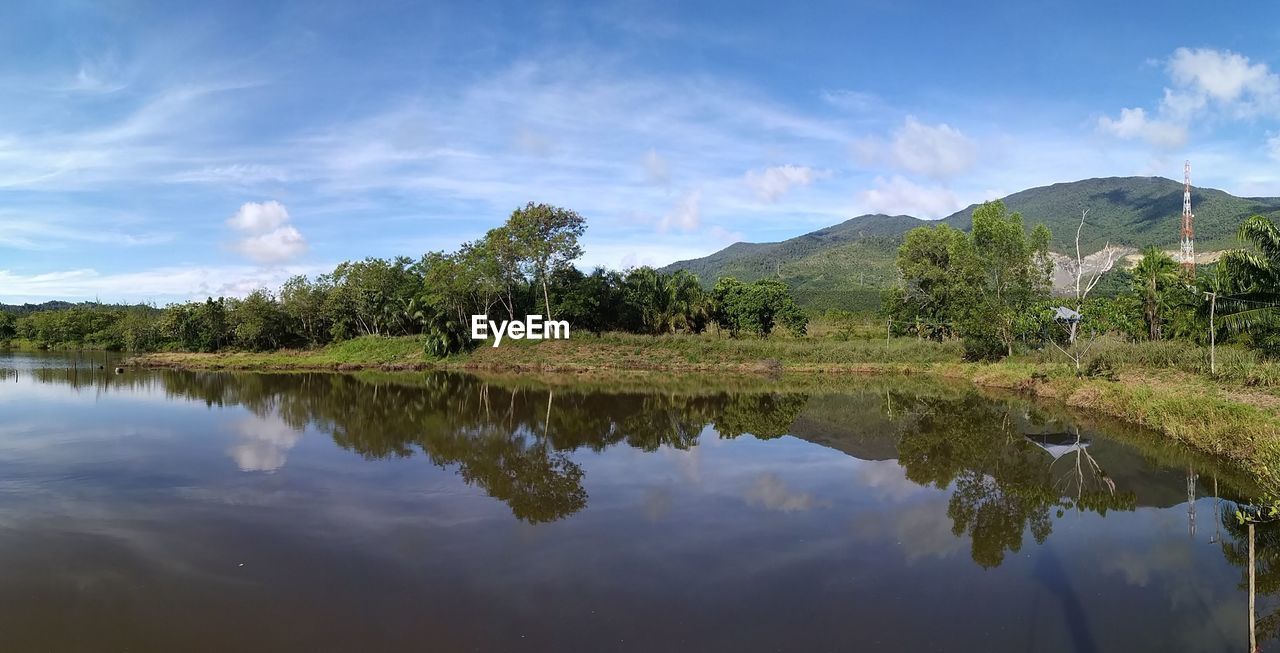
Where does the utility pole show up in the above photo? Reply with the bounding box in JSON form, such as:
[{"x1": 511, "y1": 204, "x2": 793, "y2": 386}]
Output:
[{"x1": 1206, "y1": 291, "x2": 1217, "y2": 375}]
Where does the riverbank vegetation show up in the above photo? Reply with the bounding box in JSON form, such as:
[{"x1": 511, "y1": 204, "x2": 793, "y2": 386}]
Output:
[{"x1": 1, "y1": 202, "x2": 806, "y2": 355}]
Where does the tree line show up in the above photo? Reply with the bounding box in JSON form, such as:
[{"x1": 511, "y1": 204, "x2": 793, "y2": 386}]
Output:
[
  {"x1": 884, "y1": 199, "x2": 1280, "y2": 362},
  {"x1": 0, "y1": 203, "x2": 807, "y2": 354}
]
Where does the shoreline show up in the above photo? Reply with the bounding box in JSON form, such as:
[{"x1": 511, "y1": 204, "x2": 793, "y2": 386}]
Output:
[{"x1": 124, "y1": 339, "x2": 1280, "y2": 495}]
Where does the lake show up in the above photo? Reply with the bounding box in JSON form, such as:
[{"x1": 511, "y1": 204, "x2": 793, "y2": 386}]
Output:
[{"x1": 0, "y1": 351, "x2": 1274, "y2": 652}]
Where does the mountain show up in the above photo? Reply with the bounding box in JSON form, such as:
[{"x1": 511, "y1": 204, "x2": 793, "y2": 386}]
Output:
[
  {"x1": 939, "y1": 176, "x2": 1280, "y2": 253},
  {"x1": 663, "y1": 176, "x2": 1280, "y2": 311}
]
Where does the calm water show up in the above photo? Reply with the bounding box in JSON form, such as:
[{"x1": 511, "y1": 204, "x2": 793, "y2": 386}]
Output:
[{"x1": 0, "y1": 351, "x2": 1275, "y2": 652}]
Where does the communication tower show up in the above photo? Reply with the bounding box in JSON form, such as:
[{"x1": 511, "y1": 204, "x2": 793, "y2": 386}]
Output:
[{"x1": 1180, "y1": 160, "x2": 1195, "y2": 274}]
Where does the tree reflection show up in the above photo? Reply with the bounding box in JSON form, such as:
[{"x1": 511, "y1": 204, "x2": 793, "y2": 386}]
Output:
[
  {"x1": 29, "y1": 369, "x2": 808, "y2": 523},
  {"x1": 22, "y1": 366, "x2": 1169, "y2": 565},
  {"x1": 895, "y1": 395, "x2": 1136, "y2": 568}
]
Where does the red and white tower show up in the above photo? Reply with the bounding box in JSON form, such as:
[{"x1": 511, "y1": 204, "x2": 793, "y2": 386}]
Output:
[{"x1": 1180, "y1": 160, "x2": 1195, "y2": 274}]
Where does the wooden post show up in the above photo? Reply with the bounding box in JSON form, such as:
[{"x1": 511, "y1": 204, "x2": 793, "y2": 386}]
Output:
[{"x1": 886, "y1": 318, "x2": 891, "y2": 340}]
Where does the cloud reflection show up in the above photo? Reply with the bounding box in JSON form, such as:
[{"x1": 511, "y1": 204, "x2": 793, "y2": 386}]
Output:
[
  {"x1": 745, "y1": 473, "x2": 827, "y2": 512},
  {"x1": 227, "y1": 414, "x2": 303, "y2": 472}
]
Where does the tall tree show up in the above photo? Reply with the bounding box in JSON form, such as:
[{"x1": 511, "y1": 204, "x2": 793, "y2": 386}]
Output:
[
  {"x1": 967, "y1": 200, "x2": 1053, "y2": 357},
  {"x1": 506, "y1": 203, "x2": 586, "y2": 320}
]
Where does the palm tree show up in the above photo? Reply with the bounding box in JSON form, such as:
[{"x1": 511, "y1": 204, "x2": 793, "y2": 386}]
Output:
[
  {"x1": 1221, "y1": 214, "x2": 1280, "y2": 332},
  {"x1": 1131, "y1": 246, "x2": 1182, "y2": 340},
  {"x1": 626, "y1": 268, "x2": 706, "y2": 334}
]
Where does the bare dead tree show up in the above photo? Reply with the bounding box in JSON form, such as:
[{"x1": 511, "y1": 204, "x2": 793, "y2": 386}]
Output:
[{"x1": 1051, "y1": 208, "x2": 1121, "y2": 374}]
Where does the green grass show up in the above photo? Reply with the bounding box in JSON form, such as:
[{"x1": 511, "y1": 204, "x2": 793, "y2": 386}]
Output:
[{"x1": 135, "y1": 335, "x2": 432, "y2": 370}]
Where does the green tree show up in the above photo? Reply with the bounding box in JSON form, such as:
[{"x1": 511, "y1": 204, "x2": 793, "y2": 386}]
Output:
[
  {"x1": 625, "y1": 267, "x2": 706, "y2": 334},
  {"x1": 280, "y1": 275, "x2": 332, "y2": 347},
  {"x1": 228, "y1": 290, "x2": 290, "y2": 351},
  {"x1": 505, "y1": 203, "x2": 586, "y2": 320},
  {"x1": 711, "y1": 277, "x2": 806, "y2": 338},
  {"x1": 1221, "y1": 215, "x2": 1280, "y2": 343},
  {"x1": 886, "y1": 224, "x2": 978, "y2": 340},
  {"x1": 0, "y1": 312, "x2": 16, "y2": 342},
  {"x1": 965, "y1": 201, "x2": 1052, "y2": 358},
  {"x1": 1131, "y1": 246, "x2": 1183, "y2": 340}
]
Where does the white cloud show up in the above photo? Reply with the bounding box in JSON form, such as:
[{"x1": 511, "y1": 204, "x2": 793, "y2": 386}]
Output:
[
  {"x1": 859, "y1": 175, "x2": 961, "y2": 219},
  {"x1": 857, "y1": 116, "x2": 976, "y2": 179},
  {"x1": 227, "y1": 200, "x2": 290, "y2": 232},
  {"x1": 1100, "y1": 47, "x2": 1280, "y2": 150},
  {"x1": 227, "y1": 200, "x2": 307, "y2": 264},
  {"x1": 642, "y1": 148, "x2": 669, "y2": 185},
  {"x1": 234, "y1": 225, "x2": 308, "y2": 264},
  {"x1": 1097, "y1": 107, "x2": 1188, "y2": 148},
  {"x1": 1167, "y1": 47, "x2": 1279, "y2": 109},
  {"x1": 1268, "y1": 133, "x2": 1280, "y2": 161},
  {"x1": 658, "y1": 189, "x2": 701, "y2": 232},
  {"x1": 0, "y1": 264, "x2": 319, "y2": 303},
  {"x1": 744, "y1": 165, "x2": 822, "y2": 202}
]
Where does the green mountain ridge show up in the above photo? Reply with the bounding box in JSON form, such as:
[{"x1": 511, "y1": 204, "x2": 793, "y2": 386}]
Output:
[{"x1": 662, "y1": 176, "x2": 1280, "y2": 311}]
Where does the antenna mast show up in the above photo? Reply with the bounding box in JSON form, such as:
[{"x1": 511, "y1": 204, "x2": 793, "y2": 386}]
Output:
[{"x1": 1180, "y1": 160, "x2": 1195, "y2": 274}]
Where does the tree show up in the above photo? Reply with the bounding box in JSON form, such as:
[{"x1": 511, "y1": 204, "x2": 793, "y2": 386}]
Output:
[
  {"x1": 711, "y1": 276, "x2": 807, "y2": 338},
  {"x1": 887, "y1": 224, "x2": 977, "y2": 340},
  {"x1": 551, "y1": 267, "x2": 624, "y2": 336},
  {"x1": 480, "y1": 226, "x2": 527, "y2": 321},
  {"x1": 966, "y1": 201, "x2": 1052, "y2": 358},
  {"x1": 1064, "y1": 208, "x2": 1120, "y2": 343},
  {"x1": 1221, "y1": 214, "x2": 1280, "y2": 343},
  {"x1": 1131, "y1": 246, "x2": 1182, "y2": 340},
  {"x1": 0, "y1": 312, "x2": 15, "y2": 342},
  {"x1": 506, "y1": 203, "x2": 586, "y2": 320},
  {"x1": 326, "y1": 257, "x2": 419, "y2": 338},
  {"x1": 624, "y1": 267, "x2": 706, "y2": 335},
  {"x1": 228, "y1": 290, "x2": 290, "y2": 351},
  {"x1": 280, "y1": 275, "x2": 332, "y2": 347}
]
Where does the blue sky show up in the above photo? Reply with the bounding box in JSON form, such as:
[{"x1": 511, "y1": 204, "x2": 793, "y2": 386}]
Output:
[{"x1": 3, "y1": 0, "x2": 1280, "y2": 302}]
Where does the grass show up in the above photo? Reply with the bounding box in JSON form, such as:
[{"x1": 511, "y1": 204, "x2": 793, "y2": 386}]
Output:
[{"x1": 135, "y1": 335, "x2": 433, "y2": 370}]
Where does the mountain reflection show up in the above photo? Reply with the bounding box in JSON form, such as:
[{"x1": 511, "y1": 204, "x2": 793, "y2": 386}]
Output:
[{"x1": 21, "y1": 368, "x2": 1253, "y2": 567}]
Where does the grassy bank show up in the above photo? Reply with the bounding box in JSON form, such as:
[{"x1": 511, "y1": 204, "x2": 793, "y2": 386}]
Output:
[{"x1": 126, "y1": 333, "x2": 1280, "y2": 492}]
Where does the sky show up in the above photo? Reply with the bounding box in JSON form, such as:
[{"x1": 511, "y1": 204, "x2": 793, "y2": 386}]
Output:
[{"x1": 3, "y1": 0, "x2": 1280, "y2": 303}]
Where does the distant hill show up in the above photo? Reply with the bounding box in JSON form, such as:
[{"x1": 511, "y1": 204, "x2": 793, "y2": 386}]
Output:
[
  {"x1": 0, "y1": 301, "x2": 78, "y2": 316},
  {"x1": 0, "y1": 301, "x2": 156, "y2": 315},
  {"x1": 663, "y1": 176, "x2": 1280, "y2": 311}
]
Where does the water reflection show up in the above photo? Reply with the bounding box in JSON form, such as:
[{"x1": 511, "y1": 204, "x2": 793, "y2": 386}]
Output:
[
  {"x1": 228, "y1": 413, "x2": 303, "y2": 472},
  {"x1": 4, "y1": 362, "x2": 1277, "y2": 651},
  {"x1": 15, "y1": 368, "x2": 1252, "y2": 560}
]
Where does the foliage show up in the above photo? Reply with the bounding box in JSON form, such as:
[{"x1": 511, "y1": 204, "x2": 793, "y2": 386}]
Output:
[
  {"x1": 1221, "y1": 215, "x2": 1280, "y2": 351},
  {"x1": 0, "y1": 311, "x2": 16, "y2": 341},
  {"x1": 887, "y1": 201, "x2": 1051, "y2": 359},
  {"x1": 9, "y1": 203, "x2": 807, "y2": 356},
  {"x1": 505, "y1": 202, "x2": 586, "y2": 318},
  {"x1": 711, "y1": 277, "x2": 807, "y2": 338},
  {"x1": 1130, "y1": 246, "x2": 1185, "y2": 340}
]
